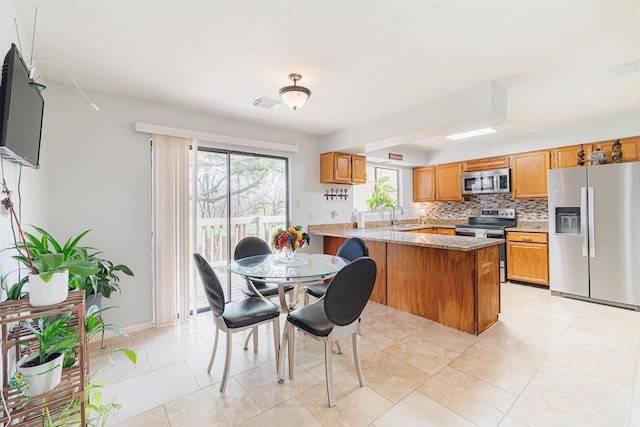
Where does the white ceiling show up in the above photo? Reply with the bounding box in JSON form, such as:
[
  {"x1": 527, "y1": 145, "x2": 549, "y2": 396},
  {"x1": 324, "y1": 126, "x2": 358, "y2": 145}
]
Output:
[{"x1": 12, "y1": 0, "x2": 640, "y2": 152}]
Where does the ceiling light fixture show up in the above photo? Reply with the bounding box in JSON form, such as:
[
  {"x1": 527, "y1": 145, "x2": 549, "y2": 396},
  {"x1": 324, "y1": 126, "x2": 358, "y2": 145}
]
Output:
[
  {"x1": 446, "y1": 127, "x2": 496, "y2": 141},
  {"x1": 279, "y1": 73, "x2": 311, "y2": 110}
]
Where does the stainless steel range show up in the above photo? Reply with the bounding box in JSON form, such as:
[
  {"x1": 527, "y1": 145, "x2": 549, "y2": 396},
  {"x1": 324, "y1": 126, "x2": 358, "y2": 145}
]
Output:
[{"x1": 455, "y1": 209, "x2": 516, "y2": 283}]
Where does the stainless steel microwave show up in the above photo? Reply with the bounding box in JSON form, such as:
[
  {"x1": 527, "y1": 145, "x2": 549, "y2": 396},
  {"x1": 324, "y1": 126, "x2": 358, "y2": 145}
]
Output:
[{"x1": 461, "y1": 168, "x2": 511, "y2": 195}]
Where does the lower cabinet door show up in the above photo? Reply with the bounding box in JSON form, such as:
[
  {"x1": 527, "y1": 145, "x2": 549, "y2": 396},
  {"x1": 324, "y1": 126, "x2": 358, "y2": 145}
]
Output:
[{"x1": 507, "y1": 241, "x2": 549, "y2": 285}]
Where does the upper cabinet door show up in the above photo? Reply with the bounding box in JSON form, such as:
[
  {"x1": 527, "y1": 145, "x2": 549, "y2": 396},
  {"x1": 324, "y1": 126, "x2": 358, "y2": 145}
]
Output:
[
  {"x1": 551, "y1": 144, "x2": 593, "y2": 169},
  {"x1": 462, "y1": 156, "x2": 510, "y2": 172},
  {"x1": 436, "y1": 163, "x2": 464, "y2": 201},
  {"x1": 512, "y1": 150, "x2": 550, "y2": 199},
  {"x1": 413, "y1": 166, "x2": 435, "y2": 201},
  {"x1": 351, "y1": 155, "x2": 367, "y2": 184},
  {"x1": 595, "y1": 136, "x2": 640, "y2": 163},
  {"x1": 320, "y1": 152, "x2": 353, "y2": 184}
]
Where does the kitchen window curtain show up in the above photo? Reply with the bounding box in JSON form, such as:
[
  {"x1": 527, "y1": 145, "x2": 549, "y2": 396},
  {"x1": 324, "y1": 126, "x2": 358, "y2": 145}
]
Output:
[{"x1": 151, "y1": 134, "x2": 191, "y2": 325}]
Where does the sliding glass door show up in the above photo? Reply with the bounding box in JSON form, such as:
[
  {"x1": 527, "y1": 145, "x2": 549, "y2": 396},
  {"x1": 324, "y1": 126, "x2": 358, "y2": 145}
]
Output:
[{"x1": 190, "y1": 147, "x2": 288, "y2": 312}]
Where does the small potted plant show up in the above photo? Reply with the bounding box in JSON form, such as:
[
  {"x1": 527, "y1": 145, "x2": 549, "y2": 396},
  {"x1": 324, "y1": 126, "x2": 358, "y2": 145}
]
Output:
[
  {"x1": 14, "y1": 315, "x2": 80, "y2": 396},
  {"x1": 80, "y1": 255, "x2": 134, "y2": 309},
  {"x1": 13, "y1": 227, "x2": 100, "y2": 306}
]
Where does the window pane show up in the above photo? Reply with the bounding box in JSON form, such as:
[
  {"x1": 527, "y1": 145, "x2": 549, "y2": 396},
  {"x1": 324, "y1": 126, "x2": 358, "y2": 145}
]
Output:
[{"x1": 353, "y1": 165, "x2": 399, "y2": 211}]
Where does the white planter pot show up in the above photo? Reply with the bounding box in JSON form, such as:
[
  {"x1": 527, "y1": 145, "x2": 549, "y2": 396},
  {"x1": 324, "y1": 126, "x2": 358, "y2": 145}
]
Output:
[
  {"x1": 17, "y1": 352, "x2": 64, "y2": 397},
  {"x1": 28, "y1": 270, "x2": 69, "y2": 306}
]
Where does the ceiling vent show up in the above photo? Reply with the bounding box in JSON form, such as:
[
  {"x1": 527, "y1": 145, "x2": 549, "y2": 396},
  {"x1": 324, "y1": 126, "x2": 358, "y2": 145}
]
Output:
[
  {"x1": 251, "y1": 96, "x2": 282, "y2": 110},
  {"x1": 606, "y1": 60, "x2": 640, "y2": 79}
]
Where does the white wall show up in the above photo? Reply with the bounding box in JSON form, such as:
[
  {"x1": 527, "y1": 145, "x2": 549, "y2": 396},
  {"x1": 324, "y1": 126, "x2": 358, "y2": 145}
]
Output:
[
  {"x1": 43, "y1": 82, "x2": 322, "y2": 327},
  {"x1": 0, "y1": 1, "x2": 48, "y2": 293}
]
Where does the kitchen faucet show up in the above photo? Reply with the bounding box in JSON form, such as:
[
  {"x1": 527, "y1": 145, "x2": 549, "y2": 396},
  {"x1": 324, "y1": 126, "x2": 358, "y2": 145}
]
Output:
[{"x1": 391, "y1": 205, "x2": 404, "y2": 226}]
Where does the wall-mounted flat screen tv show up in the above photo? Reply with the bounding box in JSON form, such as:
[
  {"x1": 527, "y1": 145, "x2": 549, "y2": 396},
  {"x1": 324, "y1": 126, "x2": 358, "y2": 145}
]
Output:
[{"x1": 0, "y1": 43, "x2": 44, "y2": 169}]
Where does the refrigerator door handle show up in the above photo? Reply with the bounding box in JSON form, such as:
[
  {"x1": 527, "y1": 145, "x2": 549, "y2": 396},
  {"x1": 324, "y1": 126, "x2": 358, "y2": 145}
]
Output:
[
  {"x1": 581, "y1": 187, "x2": 588, "y2": 257},
  {"x1": 588, "y1": 187, "x2": 595, "y2": 258}
]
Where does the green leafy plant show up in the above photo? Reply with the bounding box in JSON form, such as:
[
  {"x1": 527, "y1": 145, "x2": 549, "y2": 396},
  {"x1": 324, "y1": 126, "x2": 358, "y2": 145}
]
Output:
[
  {"x1": 44, "y1": 378, "x2": 121, "y2": 427},
  {"x1": 12, "y1": 226, "x2": 99, "y2": 284},
  {"x1": 81, "y1": 257, "x2": 134, "y2": 299},
  {"x1": 366, "y1": 175, "x2": 397, "y2": 210},
  {"x1": 20, "y1": 316, "x2": 80, "y2": 366},
  {"x1": 43, "y1": 306, "x2": 137, "y2": 426},
  {"x1": 1, "y1": 274, "x2": 28, "y2": 300}
]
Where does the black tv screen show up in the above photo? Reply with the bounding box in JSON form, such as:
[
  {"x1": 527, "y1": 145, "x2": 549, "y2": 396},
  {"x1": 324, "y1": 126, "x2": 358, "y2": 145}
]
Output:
[{"x1": 0, "y1": 43, "x2": 44, "y2": 169}]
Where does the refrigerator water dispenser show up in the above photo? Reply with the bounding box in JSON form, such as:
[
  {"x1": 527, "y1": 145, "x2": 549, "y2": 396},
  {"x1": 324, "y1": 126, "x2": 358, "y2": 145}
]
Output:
[{"x1": 555, "y1": 207, "x2": 580, "y2": 234}]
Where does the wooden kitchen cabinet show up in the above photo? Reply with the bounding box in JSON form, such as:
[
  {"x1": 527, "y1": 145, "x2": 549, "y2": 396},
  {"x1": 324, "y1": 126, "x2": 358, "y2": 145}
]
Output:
[
  {"x1": 436, "y1": 163, "x2": 464, "y2": 201},
  {"x1": 551, "y1": 144, "x2": 593, "y2": 169},
  {"x1": 413, "y1": 163, "x2": 463, "y2": 202},
  {"x1": 511, "y1": 150, "x2": 550, "y2": 199},
  {"x1": 323, "y1": 236, "x2": 387, "y2": 304},
  {"x1": 351, "y1": 154, "x2": 367, "y2": 183},
  {"x1": 462, "y1": 156, "x2": 510, "y2": 172},
  {"x1": 413, "y1": 166, "x2": 435, "y2": 201},
  {"x1": 320, "y1": 152, "x2": 367, "y2": 184},
  {"x1": 507, "y1": 231, "x2": 549, "y2": 285},
  {"x1": 594, "y1": 136, "x2": 640, "y2": 163}
]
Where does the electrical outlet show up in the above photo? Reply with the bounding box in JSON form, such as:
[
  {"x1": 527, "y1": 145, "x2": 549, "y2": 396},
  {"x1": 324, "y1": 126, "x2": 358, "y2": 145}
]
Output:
[
  {"x1": 295, "y1": 199, "x2": 300, "y2": 208},
  {"x1": 308, "y1": 211, "x2": 312, "y2": 220},
  {"x1": 331, "y1": 210, "x2": 338, "y2": 219}
]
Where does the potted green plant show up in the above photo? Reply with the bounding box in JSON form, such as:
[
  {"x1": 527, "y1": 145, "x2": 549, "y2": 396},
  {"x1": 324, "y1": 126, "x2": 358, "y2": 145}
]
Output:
[
  {"x1": 42, "y1": 305, "x2": 137, "y2": 426},
  {"x1": 366, "y1": 175, "x2": 397, "y2": 210},
  {"x1": 15, "y1": 315, "x2": 80, "y2": 396},
  {"x1": 13, "y1": 227, "x2": 100, "y2": 306},
  {"x1": 81, "y1": 255, "x2": 134, "y2": 308}
]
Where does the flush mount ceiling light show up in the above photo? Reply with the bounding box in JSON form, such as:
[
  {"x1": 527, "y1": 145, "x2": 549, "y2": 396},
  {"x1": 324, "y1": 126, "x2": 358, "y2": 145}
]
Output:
[
  {"x1": 446, "y1": 127, "x2": 496, "y2": 141},
  {"x1": 279, "y1": 73, "x2": 311, "y2": 110}
]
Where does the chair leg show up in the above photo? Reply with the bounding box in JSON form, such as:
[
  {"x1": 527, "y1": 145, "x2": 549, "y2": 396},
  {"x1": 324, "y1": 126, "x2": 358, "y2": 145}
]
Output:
[
  {"x1": 303, "y1": 291, "x2": 309, "y2": 305},
  {"x1": 325, "y1": 341, "x2": 336, "y2": 407},
  {"x1": 243, "y1": 328, "x2": 253, "y2": 350},
  {"x1": 335, "y1": 340, "x2": 342, "y2": 354},
  {"x1": 272, "y1": 316, "x2": 280, "y2": 374},
  {"x1": 287, "y1": 322, "x2": 295, "y2": 380},
  {"x1": 278, "y1": 322, "x2": 288, "y2": 383},
  {"x1": 252, "y1": 326, "x2": 259, "y2": 353},
  {"x1": 352, "y1": 332, "x2": 365, "y2": 387},
  {"x1": 207, "y1": 327, "x2": 219, "y2": 373},
  {"x1": 220, "y1": 331, "x2": 233, "y2": 392}
]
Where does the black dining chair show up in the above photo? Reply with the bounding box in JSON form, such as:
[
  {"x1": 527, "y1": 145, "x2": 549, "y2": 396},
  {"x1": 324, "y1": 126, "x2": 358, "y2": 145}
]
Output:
[
  {"x1": 193, "y1": 253, "x2": 280, "y2": 392},
  {"x1": 278, "y1": 256, "x2": 377, "y2": 407},
  {"x1": 303, "y1": 237, "x2": 369, "y2": 305},
  {"x1": 234, "y1": 236, "x2": 295, "y2": 352}
]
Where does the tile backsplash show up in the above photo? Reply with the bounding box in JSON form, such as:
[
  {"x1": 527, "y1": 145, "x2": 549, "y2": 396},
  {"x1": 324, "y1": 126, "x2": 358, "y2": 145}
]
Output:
[{"x1": 420, "y1": 194, "x2": 548, "y2": 220}]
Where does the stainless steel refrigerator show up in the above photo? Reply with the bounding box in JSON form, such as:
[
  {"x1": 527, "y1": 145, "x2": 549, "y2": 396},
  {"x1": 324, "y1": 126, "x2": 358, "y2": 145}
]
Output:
[{"x1": 548, "y1": 162, "x2": 640, "y2": 309}]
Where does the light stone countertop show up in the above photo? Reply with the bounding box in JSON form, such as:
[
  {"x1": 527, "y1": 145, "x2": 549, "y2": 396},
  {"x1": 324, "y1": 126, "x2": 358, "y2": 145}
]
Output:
[
  {"x1": 507, "y1": 221, "x2": 549, "y2": 233},
  {"x1": 311, "y1": 227, "x2": 503, "y2": 252}
]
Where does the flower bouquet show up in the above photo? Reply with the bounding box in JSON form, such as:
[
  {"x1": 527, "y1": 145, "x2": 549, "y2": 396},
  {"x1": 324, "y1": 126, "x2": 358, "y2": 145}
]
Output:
[{"x1": 273, "y1": 226, "x2": 311, "y2": 259}]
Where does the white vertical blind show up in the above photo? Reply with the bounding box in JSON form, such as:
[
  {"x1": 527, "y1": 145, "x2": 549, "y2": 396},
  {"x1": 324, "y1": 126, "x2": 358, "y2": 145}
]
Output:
[{"x1": 151, "y1": 134, "x2": 191, "y2": 325}]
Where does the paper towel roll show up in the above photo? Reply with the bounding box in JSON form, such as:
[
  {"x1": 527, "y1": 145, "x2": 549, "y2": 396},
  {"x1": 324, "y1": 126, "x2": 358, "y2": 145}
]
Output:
[{"x1": 357, "y1": 210, "x2": 365, "y2": 229}]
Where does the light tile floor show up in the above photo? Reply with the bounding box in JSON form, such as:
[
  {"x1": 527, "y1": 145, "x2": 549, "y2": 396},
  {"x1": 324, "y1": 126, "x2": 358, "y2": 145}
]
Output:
[{"x1": 91, "y1": 282, "x2": 640, "y2": 426}]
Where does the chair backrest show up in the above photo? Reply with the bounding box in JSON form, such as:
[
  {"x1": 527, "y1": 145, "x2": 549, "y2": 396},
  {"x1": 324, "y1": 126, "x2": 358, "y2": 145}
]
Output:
[
  {"x1": 336, "y1": 238, "x2": 369, "y2": 261},
  {"x1": 234, "y1": 237, "x2": 272, "y2": 260},
  {"x1": 324, "y1": 257, "x2": 377, "y2": 326},
  {"x1": 193, "y1": 253, "x2": 225, "y2": 317}
]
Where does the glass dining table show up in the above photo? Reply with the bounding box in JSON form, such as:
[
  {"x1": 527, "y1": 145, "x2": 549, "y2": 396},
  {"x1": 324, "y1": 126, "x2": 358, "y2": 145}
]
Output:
[{"x1": 228, "y1": 253, "x2": 348, "y2": 312}]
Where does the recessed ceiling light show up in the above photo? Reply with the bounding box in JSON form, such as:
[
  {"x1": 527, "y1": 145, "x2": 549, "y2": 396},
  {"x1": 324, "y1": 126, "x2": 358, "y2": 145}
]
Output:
[{"x1": 446, "y1": 127, "x2": 496, "y2": 141}]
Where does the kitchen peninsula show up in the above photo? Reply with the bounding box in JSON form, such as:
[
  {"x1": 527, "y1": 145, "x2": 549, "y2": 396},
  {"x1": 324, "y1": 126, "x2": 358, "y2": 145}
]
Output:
[{"x1": 309, "y1": 224, "x2": 503, "y2": 335}]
